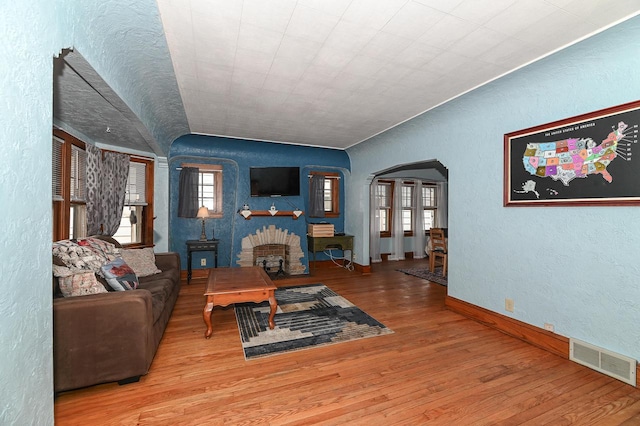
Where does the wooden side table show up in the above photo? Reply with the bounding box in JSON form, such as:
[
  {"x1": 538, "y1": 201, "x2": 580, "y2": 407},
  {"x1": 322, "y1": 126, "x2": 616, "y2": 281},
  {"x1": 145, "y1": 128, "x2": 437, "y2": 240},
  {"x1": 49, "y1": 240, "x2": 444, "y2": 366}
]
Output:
[
  {"x1": 186, "y1": 239, "x2": 219, "y2": 284},
  {"x1": 307, "y1": 234, "x2": 354, "y2": 269}
]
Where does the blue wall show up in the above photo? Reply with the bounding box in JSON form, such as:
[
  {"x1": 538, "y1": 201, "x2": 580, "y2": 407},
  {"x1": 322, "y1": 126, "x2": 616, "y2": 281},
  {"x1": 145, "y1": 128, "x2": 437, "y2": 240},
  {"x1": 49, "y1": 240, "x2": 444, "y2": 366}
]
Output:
[
  {"x1": 169, "y1": 135, "x2": 351, "y2": 272},
  {"x1": 347, "y1": 16, "x2": 640, "y2": 361}
]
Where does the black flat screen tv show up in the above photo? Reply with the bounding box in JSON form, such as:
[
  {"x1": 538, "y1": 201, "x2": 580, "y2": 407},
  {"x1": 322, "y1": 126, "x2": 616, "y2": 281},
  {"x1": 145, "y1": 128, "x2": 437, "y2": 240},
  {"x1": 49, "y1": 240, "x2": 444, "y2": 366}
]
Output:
[{"x1": 250, "y1": 166, "x2": 300, "y2": 197}]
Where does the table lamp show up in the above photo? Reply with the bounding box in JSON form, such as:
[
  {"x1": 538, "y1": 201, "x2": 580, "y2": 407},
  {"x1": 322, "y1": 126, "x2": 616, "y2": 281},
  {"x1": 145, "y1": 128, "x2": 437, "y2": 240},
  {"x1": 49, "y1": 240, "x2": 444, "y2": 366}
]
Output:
[{"x1": 197, "y1": 206, "x2": 210, "y2": 241}]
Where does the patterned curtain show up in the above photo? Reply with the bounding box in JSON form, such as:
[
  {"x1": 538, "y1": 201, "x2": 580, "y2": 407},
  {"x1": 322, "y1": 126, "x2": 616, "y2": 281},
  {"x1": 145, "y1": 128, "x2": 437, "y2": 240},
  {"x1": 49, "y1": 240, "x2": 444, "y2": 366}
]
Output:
[
  {"x1": 86, "y1": 145, "x2": 103, "y2": 235},
  {"x1": 308, "y1": 174, "x2": 325, "y2": 218},
  {"x1": 100, "y1": 151, "x2": 130, "y2": 235},
  {"x1": 178, "y1": 167, "x2": 199, "y2": 217}
]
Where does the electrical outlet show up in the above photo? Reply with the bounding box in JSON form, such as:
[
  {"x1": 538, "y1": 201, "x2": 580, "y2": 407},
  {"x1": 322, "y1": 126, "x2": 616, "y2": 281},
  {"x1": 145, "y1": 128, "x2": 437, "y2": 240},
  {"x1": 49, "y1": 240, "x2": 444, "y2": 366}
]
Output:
[
  {"x1": 505, "y1": 298, "x2": 514, "y2": 312},
  {"x1": 544, "y1": 323, "x2": 554, "y2": 332},
  {"x1": 200, "y1": 258, "x2": 207, "y2": 266}
]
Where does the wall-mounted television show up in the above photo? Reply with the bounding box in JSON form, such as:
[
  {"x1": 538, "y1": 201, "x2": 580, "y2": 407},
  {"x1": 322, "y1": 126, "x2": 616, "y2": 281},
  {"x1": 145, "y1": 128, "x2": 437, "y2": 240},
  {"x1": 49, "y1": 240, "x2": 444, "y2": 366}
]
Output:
[{"x1": 250, "y1": 167, "x2": 300, "y2": 197}]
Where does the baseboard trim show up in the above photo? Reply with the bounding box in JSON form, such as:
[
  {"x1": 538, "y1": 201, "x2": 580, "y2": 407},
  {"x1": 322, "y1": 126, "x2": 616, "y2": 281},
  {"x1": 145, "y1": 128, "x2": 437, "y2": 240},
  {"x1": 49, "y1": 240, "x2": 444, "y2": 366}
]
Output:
[
  {"x1": 445, "y1": 296, "x2": 569, "y2": 359},
  {"x1": 354, "y1": 262, "x2": 371, "y2": 274}
]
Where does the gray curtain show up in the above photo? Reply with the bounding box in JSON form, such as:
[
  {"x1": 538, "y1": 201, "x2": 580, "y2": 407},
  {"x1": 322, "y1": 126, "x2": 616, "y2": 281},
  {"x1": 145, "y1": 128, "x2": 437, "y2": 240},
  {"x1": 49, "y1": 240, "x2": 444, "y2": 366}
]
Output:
[
  {"x1": 178, "y1": 167, "x2": 199, "y2": 217},
  {"x1": 86, "y1": 145, "x2": 130, "y2": 236},
  {"x1": 412, "y1": 180, "x2": 426, "y2": 259},
  {"x1": 86, "y1": 144, "x2": 103, "y2": 235},
  {"x1": 100, "y1": 151, "x2": 130, "y2": 235},
  {"x1": 308, "y1": 174, "x2": 325, "y2": 218}
]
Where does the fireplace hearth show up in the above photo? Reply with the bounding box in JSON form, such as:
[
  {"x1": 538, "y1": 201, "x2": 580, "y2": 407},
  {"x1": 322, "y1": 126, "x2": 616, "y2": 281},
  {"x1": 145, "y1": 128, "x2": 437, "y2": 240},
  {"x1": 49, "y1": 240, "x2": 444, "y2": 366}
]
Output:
[{"x1": 237, "y1": 225, "x2": 305, "y2": 275}]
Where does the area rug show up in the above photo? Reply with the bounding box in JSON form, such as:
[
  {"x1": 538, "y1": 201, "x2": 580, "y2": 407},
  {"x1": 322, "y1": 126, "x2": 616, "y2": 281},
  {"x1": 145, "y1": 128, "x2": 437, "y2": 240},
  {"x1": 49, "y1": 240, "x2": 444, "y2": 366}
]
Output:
[
  {"x1": 397, "y1": 267, "x2": 447, "y2": 286},
  {"x1": 234, "y1": 283, "x2": 393, "y2": 360}
]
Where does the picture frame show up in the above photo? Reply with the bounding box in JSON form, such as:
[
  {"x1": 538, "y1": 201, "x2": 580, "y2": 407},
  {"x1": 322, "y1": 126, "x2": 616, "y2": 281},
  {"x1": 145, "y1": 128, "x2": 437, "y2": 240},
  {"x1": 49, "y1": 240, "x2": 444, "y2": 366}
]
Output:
[{"x1": 504, "y1": 100, "x2": 640, "y2": 207}]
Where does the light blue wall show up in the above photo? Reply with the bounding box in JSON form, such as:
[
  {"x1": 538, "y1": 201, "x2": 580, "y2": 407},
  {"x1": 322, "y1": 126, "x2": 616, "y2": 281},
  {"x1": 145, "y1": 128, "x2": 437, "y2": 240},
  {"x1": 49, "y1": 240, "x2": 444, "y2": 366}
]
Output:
[
  {"x1": 169, "y1": 135, "x2": 351, "y2": 272},
  {"x1": 347, "y1": 17, "x2": 640, "y2": 361},
  {"x1": 0, "y1": 2, "x2": 74, "y2": 423},
  {"x1": 0, "y1": 0, "x2": 178, "y2": 423}
]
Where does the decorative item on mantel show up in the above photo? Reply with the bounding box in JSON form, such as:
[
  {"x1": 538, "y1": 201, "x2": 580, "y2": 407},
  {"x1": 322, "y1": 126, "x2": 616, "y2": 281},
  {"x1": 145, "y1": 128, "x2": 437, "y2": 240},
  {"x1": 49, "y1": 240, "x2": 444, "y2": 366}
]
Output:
[
  {"x1": 239, "y1": 203, "x2": 252, "y2": 219},
  {"x1": 237, "y1": 201, "x2": 304, "y2": 220},
  {"x1": 197, "y1": 206, "x2": 210, "y2": 241}
]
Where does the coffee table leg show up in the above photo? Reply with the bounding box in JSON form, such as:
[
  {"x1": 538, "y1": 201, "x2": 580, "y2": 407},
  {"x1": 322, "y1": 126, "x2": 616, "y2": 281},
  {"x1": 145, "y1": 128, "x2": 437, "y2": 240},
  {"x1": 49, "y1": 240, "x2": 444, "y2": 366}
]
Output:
[
  {"x1": 203, "y1": 300, "x2": 214, "y2": 338},
  {"x1": 268, "y1": 292, "x2": 277, "y2": 329}
]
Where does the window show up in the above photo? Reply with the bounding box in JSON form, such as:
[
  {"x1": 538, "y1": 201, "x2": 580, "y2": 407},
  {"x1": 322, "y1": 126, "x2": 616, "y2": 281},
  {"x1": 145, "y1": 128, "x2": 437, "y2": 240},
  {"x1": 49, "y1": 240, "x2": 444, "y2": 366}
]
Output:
[
  {"x1": 376, "y1": 182, "x2": 391, "y2": 235},
  {"x1": 376, "y1": 180, "x2": 438, "y2": 237},
  {"x1": 422, "y1": 185, "x2": 437, "y2": 232},
  {"x1": 310, "y1": 171, "x2": 340, "y2": 217},
  {"x1": 401, "y1": 184, "x2": 413, "y2": 233},
  {"x1": 53, "y1": 129, "x2": 87, "y2": 241},
  {"x1": 52, "y1": 136, "x2": 63, "y2": 202},
  {"x1": 113, "y1": 159, "x2": 152, "y2": 245}
]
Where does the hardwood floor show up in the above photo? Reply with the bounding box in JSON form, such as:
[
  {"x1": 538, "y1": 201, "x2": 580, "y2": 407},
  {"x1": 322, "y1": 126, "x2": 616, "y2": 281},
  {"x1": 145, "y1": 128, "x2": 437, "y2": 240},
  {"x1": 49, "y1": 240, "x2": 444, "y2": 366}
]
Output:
[{"x1": 54, "y1": 260, "x2": 640, "y2": 425}]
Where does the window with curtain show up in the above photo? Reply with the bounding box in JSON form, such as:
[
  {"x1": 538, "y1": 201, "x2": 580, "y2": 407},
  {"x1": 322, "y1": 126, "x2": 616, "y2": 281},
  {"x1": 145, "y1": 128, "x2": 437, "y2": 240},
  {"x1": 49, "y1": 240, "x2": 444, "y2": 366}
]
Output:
[
  {"x1": 52, "y1": 128, "x2": 155, "y2": 245},
  {"x1": 113, "y1": 159, "x2": 150, "y2": 245},
  {"x1": 376, "y1": 180, "x2": 439, "y2": 237},
  {"x1": 309, "y1": 171, "x2": 340, "y2": 217},
  {"x1": 178, "y1": 163, "x2": 223, "y2": 218}
]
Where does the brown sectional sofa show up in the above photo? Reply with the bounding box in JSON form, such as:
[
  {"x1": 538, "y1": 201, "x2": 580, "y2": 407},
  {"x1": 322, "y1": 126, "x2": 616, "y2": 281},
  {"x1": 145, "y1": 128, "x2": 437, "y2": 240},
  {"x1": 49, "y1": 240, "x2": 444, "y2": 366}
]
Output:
[{"x1": 53, "y1": 237, "x2": 181, "y2": 393}]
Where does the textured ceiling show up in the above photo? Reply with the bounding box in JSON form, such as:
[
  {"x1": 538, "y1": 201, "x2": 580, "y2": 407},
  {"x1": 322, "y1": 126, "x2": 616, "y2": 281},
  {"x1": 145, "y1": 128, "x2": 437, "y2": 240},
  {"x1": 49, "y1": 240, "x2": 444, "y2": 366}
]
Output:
[
  {"x1": 53, "y1": 1, "x2": 640, "y2": 155},
  {"x1": 157, "y1": 0, "x2": 640, "y2": 149},
  {"x1": 54, "y1": 50, "x2": 163, "y2": 155}
]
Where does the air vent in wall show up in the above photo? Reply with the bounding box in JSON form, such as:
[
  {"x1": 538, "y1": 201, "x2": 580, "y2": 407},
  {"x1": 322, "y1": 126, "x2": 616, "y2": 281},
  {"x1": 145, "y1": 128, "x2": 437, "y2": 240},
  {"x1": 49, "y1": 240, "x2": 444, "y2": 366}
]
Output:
[{"x1": 570, "y1": 338, "x2": 637, "y2": 387}]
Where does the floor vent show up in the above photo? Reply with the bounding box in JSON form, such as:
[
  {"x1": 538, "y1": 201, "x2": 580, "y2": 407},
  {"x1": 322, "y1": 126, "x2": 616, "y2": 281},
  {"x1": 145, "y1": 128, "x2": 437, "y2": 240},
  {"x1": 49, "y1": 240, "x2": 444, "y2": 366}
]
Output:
[{"x1": 570, "y1": 338, "x2": 637, "y2": 386}]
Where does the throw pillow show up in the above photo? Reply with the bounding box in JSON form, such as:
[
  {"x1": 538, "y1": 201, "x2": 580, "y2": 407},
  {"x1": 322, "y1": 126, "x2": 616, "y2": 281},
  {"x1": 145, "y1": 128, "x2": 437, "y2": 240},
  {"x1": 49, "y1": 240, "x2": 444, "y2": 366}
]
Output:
[
  {"x1": 101, "y1": 257, "x2": 139, "y2": 291},
  {"x1": 120, "y1": 248, "x2": 161, "y2": 277},
  {"x1": 58, "y1": 272, "x2": 107, "y2": 297},
  {"x1": 52, "y1": 239, "x2": 105, "y2": 275}
]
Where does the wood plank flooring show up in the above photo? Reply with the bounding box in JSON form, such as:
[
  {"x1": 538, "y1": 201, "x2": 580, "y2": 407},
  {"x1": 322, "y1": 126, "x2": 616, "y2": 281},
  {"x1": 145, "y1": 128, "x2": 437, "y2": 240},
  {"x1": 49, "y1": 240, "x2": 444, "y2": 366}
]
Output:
[{"x1": 54, "y1": 260, "x2": 640, "y2": 425}]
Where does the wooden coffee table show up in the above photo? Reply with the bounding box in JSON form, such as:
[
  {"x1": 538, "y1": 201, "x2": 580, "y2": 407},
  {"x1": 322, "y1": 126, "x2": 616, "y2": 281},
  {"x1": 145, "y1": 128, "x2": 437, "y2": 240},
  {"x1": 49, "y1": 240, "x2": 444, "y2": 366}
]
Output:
[{"x1": 203, "y1": 266, "x2": 277, "y2": 338}]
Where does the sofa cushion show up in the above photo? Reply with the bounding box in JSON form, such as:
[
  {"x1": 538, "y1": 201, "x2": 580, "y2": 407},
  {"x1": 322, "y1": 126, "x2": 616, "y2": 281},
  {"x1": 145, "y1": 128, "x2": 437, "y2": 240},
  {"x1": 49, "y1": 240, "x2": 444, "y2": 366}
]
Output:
[
  {"x1": 138, "y1": 279, "x2": 173, "y2": 323},
  {"x1": 101, "y1": 258, "x2": 139, "y2": 291},
  {"x1": 58, "y1": 272, "x2": 108, "y2": 297},
  {"x1": 121, "y1": 248, "x2": 161, "y2": 277}
]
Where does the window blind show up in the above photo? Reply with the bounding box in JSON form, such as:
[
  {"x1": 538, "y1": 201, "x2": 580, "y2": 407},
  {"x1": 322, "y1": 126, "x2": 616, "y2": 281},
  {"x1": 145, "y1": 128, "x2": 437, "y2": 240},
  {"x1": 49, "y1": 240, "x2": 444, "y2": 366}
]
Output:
[
  {"x1": 125, "y1": 161, "x2": 147, "y2": 205},
  {"x1": 52, "y1": 136, "x2": 64, "y2": 201},
  {"x1": 70, "y1": 144, "x2": 86, "y2": 202}
]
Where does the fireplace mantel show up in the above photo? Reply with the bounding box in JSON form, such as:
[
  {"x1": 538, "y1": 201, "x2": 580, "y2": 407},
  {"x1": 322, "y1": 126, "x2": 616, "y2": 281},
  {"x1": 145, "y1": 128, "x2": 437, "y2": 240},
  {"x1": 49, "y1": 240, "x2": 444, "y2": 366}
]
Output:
[{"x1": 238, "y1": 210, "x2": 304, "y2": 220}]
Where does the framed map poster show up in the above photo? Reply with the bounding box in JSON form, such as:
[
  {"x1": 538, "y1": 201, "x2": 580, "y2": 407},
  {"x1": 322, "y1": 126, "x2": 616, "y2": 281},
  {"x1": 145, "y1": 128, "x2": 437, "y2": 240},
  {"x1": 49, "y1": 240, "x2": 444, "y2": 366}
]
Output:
[{"x1": 504, "y1": 100, "x2": 640, "y2": 207}]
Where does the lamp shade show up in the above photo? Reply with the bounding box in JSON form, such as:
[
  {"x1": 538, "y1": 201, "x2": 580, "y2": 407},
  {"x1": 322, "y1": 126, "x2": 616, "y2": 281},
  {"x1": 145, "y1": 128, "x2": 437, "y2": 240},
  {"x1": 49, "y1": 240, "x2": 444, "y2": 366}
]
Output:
[{"x1": 197, "y1": 206, "x2": 209, "y2": 219}]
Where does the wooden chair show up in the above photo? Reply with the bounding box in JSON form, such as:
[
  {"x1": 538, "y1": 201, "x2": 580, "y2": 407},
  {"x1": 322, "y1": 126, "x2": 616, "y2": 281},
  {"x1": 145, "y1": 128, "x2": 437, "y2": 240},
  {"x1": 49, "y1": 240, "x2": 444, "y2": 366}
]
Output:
[{"x1": 428, "y1": 228, "x2": 447, "y2": 277}]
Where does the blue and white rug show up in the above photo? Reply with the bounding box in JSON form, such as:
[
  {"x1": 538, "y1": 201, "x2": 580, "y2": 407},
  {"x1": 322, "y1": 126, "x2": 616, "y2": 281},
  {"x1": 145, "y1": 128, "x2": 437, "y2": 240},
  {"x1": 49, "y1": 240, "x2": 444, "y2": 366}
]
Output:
[{"x1": 234, "y1": 284, "x2": 393, "y2": 360}]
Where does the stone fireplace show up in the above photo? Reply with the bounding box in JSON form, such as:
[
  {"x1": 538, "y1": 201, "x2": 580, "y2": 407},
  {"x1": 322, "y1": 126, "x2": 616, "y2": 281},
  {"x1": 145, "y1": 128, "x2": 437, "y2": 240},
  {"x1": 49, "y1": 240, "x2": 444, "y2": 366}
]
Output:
[{"x1": 237, "y1": 225, "x2": 306, "y2": 275}]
